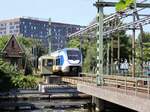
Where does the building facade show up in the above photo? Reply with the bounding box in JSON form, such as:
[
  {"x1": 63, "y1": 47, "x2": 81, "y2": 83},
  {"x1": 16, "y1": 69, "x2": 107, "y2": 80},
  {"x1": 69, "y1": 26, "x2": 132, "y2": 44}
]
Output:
[{"x1": 0, "y1": 17, "x2": 83, "y2": 51}]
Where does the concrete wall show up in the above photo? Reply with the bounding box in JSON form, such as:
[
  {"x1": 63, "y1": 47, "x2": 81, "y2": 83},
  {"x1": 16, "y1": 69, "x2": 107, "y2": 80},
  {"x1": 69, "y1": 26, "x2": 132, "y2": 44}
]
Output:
[{"x1": 78, "y1": 84, "x2": 150, "y2": 112}]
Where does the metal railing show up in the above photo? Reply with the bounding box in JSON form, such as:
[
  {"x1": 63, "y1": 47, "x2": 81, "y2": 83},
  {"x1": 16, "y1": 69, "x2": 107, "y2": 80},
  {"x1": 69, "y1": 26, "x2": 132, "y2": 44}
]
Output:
[{"x1": 62, "y1": 74, "x2": 150, "y2": 99}]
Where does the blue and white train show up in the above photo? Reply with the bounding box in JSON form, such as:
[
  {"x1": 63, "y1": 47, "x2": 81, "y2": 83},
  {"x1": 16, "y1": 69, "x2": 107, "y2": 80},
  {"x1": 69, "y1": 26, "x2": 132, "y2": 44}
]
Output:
[{"x1": 51, "y1": 48, "x2": 82, "y2": 75}]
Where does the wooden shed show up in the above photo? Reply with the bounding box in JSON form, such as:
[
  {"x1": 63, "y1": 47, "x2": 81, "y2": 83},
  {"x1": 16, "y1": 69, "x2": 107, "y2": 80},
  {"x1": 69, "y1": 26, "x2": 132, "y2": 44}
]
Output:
[{"x1": 1, "y1": 35, "x2": 24, "y2": 69}]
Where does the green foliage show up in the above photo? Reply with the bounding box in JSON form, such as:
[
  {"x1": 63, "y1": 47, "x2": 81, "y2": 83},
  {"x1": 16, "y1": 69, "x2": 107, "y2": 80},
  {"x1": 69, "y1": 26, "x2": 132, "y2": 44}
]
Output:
[
  {"x1": 0, "y1": 59, "x2": 39, "y2": 91},
  {"x1": 0, "y1": 35, "x2": 47, "y2": 75},
  {"x1": 136, "y1": 32, "x2": 150, "y2": 61},
  {"x1": 0, "y1": 36, "x2": 9, "y2": 51},
  {"x1": 83, "y1": 45, "x2": 96, "y2": 72},
  {"x1": 17, "y1": 37, "x2": 34, "y2": 48},
  {"x1": 116, "y1": 0, "x2": 126, "y2": 12},
  {"x1": 0, "y1": 59, "x2": 18, "y2": 77},
  {"x1": 0, "y1": 35, "x2": 46, "y2": 55},
  {"x1": 0, "y1": 59, "x2": 18, "y2": 91},
  {"x1": 117, "y1": 31, "x2": 132, "y2": 60},
  {"x1": 143, "y1": 43, "x2": 150, "y2": 61},
  {"x1": 116, "y1": 0, "x2": 134, "y2": 12},
  {"x1": 11, "y1": 75, "x2": 39, "y2": 89},
  {"x1": 0, "y1": 35, "x2": 44, "y2": 91},
  {"x1": 68, "y1": 37, "x2": 80, "y2": 48},
  {"x1": 67, "y1": 30, "x2": 131, "y2": 73},
  {"x1": 67, "y1": 37, "x2": 97, "y2": 73}
]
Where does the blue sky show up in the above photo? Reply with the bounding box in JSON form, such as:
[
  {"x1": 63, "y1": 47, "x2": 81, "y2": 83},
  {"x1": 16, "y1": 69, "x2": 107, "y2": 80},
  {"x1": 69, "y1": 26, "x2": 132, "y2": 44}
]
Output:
[
  {"x1": 0, "y1": 0, "x2": 121, "y2": 25},
  {"x1": 0, "y1": 0, "x2": 149, "y2": 33},
  {"x1": 0, "y1": 0, "x2": 98, "y2": 25}
]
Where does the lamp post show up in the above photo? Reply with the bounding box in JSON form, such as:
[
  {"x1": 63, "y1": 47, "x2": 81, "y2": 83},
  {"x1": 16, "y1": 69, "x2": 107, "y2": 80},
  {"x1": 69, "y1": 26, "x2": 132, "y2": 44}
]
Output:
[{"x1": 48, "y1": 18, "x2": 52, "y2": 54}]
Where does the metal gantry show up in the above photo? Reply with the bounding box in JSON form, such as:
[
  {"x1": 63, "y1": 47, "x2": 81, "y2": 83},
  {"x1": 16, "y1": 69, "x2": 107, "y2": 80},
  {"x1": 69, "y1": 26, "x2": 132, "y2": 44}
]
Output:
[
  {"x1": 132, "y1": 0, "x2": 136, "y2": 77},
  {"x1": 96, "y1": 0, "x2": 104, "y2": 86},
  {"x1": 68, "y1": 0, "x2": 150, "y2": 85}
]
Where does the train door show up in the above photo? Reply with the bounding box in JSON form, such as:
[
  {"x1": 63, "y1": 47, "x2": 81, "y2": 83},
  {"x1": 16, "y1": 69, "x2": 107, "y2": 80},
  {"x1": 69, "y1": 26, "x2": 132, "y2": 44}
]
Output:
[{"x1": 46, "y1": 58, "x2": 53, "y2": 74}]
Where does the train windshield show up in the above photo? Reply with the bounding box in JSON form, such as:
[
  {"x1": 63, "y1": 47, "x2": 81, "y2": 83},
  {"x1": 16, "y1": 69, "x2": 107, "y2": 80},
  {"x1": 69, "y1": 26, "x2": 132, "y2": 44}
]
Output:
[
  {"x1": 67, "y1": 50, "x2": 81, "y2": 60},
  {"x1": 47, "y1": 59, "x2": 53, "y2": 66}
]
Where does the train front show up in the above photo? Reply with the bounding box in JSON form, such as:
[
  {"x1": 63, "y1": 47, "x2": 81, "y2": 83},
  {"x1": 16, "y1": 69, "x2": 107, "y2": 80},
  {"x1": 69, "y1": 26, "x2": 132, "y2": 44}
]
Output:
[{"x1": 62, "y1": 48, "x2": 82, "y2": 75}]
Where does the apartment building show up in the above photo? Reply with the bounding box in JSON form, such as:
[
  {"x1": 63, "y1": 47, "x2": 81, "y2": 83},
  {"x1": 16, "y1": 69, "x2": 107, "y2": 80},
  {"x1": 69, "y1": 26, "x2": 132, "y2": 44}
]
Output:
[{"x1": 0, "y1": 17, "x2": 83, "y2": 51}]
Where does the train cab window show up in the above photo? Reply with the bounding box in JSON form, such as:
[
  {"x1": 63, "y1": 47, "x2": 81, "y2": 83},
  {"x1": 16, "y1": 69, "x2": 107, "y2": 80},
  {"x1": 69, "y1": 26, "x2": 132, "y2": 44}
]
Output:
[
  {"x1": 56, "y1": 58, "x2": 60, "y2": 65},
  {"x1": 47, "y1": 59, "x2": 53, "y2": 66},
  {"x1": 67, "y1": 50, "x2": 81, "y2": 60}
]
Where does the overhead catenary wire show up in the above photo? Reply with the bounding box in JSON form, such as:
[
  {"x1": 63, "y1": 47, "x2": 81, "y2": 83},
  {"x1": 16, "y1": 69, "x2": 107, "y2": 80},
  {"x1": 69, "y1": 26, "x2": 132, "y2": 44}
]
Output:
[{"x1": 69, "y1": 1, "x2": 150, "y2": 38}]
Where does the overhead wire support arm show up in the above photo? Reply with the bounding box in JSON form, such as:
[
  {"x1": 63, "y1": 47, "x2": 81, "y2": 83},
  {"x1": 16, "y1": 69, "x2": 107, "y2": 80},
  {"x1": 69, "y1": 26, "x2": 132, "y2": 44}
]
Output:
[
  {"x1": 69, "y1": 7, "x2": 149, "y2": 38},
  {"x1": 103, "y1": 16, "x2": 150, "y2": 36}
]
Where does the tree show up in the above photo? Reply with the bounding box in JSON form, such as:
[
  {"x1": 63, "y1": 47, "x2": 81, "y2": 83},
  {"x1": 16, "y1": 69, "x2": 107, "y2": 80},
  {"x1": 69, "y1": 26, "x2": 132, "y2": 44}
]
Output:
[
  {"x1": 116, "y1": 0, "x2": 135, "y2": 12},
  {"x1": 0, "y1": 36, "x2": 9, "y2": 52},
  {"x1": 67, "y1": 30, "x2": 131, "y2": 73},
  {"x1": 83, "y1": 44, "x2": 96, "y2": 73},
  {"x1": 67, "y1": 36, "x2": 97, "y2": 73},
  {"x1": 112, "y1": 31, "x2": 132, "y2": 61},
  {"x1": 0, "y1": 59, "x2": 18, "y2": 91},
  {"x1": 0, "y1": 35, "x2": 47, "y2": 75},
  {"x1": 136, "y1": 32, "x2": 150, "y2": 61},
  {"x1": 0, "y1": 59, "x2": 40, "y2": 91}
]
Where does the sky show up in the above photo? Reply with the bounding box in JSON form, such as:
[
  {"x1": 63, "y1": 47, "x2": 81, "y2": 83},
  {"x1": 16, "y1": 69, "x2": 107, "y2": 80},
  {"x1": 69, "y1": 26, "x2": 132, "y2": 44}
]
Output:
[
  {"x1": 0, "y1": 0, "x2": 98, "y2": 26},
  {"x1": 0, "y1": 0, "x2": 149, "y2": 32},
  {"x1": 0, "y1": 0, "x2": 121, "y2": 25}
]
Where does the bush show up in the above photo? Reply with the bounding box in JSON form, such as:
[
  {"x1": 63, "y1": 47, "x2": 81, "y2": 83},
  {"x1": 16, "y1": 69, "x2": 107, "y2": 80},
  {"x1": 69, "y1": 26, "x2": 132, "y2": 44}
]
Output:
[
  {"x1": 11, "y1": 75, "x2": 39, "y2": 89},
  {"x1": 0, "y1": 59, "x2": 39, "y2": 91}
]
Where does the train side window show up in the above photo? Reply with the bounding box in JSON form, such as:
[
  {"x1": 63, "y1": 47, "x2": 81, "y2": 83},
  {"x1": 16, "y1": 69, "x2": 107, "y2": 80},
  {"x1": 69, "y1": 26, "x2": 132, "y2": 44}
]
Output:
[{"x1": 47, "y1": 59, "x2": 53, "y2": 66}]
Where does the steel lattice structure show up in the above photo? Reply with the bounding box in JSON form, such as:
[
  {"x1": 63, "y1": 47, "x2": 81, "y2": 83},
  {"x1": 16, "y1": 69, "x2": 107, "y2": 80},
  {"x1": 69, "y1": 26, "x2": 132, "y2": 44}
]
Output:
[{"x1": 68, "y1": 0, "x2": 150, "y2": 85}]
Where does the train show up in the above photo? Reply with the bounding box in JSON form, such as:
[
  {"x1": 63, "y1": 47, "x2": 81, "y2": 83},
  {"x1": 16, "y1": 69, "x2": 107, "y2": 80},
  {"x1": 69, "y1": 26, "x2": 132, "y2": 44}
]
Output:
[
  {"x1": 38, "y1": 48, "x2": 82, "y2": 76},
  {"x1": 38, "y1": 55, "x2": 54, "y2": 75}
]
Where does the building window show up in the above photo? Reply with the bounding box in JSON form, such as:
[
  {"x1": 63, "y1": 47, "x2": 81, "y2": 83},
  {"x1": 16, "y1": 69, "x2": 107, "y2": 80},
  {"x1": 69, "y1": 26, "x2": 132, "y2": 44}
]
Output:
[
  {"x1": 9, "y1": 22, "x2": 13, "y2": 25},
  {"x1": 34, "y1": 26, "x2": 36, "y2": 30},
  {"x1": 16, "y1": 25, "x2": 19, "y2": 28},
  {"x1": 10, "y1": 26, "x2": 14, "y2": 29},
  {"x1": 0, "y1": 28, "x2": 6, "y2": 30},
  {"x1": 10, "y1": 30, "x2": 12, "y2": 33},
  {"x1": 14, "y1": 21, "x2": 19, "y2": 24},
  {"x1": 14, "y1": 30, "x2": 18, "y2": 33}
]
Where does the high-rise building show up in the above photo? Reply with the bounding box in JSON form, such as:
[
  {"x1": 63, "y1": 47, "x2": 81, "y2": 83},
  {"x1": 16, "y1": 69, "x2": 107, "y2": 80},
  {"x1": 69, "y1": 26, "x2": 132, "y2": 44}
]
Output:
[{"x1": 0, "y1": 17, "x2": 83, "y2": 51}]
